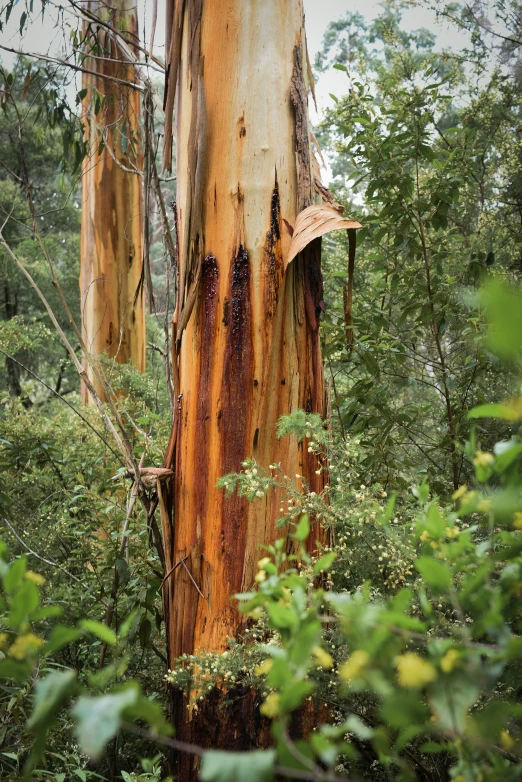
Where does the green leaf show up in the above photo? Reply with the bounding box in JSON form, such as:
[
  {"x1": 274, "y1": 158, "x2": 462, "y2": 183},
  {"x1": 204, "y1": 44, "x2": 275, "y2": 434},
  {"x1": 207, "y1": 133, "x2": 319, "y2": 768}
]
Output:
[
  {"x1": 267, "y1": 603, "x2": 296, "y2": 630},
  {"x1": 380, "y1": 692, "x2": 429, "y2": 728},
  {"x1": 31, "y1": 605, "x2": 63, "y2": 621},
  {"x1": 3, "y1": 556, "x2": 27, "y2": 593},
  {"x1": 415, "y1": 557, "x2": 452, "y2": 590},
  {"x1": 481, "y1": 281, "x2": 522, "y2": 360},
  {"x1": 115, "y1": 557, "x2": 130, "y2": 586},
  {"x1": 429, "y1": 676, "x2": 480, "y2": 733},
  {"x1": 289, "y1": 619, "x2": 322, "y2": 668},
  {"x1": 200, "y1": 749, "x2": 276, "y2": 782},
  {"x1": 468, "y1": 403, "x2": 521, "y2": 421},
  {"x1": 80, "y1": 620, "x2": 116, "y2": 646},
  {"x1": 45, "y1": 626, "x2": 82, "y2": 654},
  {"x1": 72, "y1": 687, "x2": 138, "y2": 759},
  {"x1": 424, "y1": 503, "x2": 446, "y2": 538},
  {"x1": 9, "y1": 580, "x2": 39, "y2": 627},
  {"x1": 292, "y1": 515, "x2": 309, "y2": 542},
  {"x1": 28, "y1": 669, "x2": 76, "y2": 731},
  {"x1": 75, "y1": 88, "x2": 88, "y2": 105},
  {"x1": 0, "y1": 658, "x2": 32, "y2": 683},
  {"x1": 344, "y1": 714, "x2": 374, "y2": 740},
  {"x1": 378, "y1": 493, "x2": 396, "y2": 525},
  {"x1": 494, "y1": 440, "x2": 522, "y2": 473},
  {"x1": 280, "y1": 680, "x2": 314, "y2": 711},
  {"x1": 313, "y1": 552, "x2": 336, "y2": 575},
  {"x1": 138, "y1": 616, "x2": 152, "y2": 648}
]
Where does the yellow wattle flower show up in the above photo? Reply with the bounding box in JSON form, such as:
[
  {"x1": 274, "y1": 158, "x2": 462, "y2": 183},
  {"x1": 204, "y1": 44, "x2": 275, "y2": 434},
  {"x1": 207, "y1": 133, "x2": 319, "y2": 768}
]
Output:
[
  {"x1": 255, "y1": 659, "x2": 273, "y2": 676},
  {"x1": 452, "y1": 485, "x2": 468, "y2": 501},
  {"x1": 440, "y1": 648, "x2": 460, "y2": 673},
  {"x1": 500, "y1": 729, "x2": 515, "y2": 750},
  {"x1": 395, "y1": 653, "x2": 437, "y2": 688},
  {"x1": 339, "y1": 650, "x2": 370, "y2": 682},
  {"x1": 312, "y1": 646, "x2": 334, "y2": 669},
  {"x1": 25, "y1": 570, "x2": 46, "y2": 585},
  {"x1": 260, "y1": 692, "x2": 280, "y2": 718},
  {"x1": 8, "y1": 632, "x2": 44, "y2": 660},
  {"x1": 473, "y1": 450, "x2": 494, "y2": 468}
]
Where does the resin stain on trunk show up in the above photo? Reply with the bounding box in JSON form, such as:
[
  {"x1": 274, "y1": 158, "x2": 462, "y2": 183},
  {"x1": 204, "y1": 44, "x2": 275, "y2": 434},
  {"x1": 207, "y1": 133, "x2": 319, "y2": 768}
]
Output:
[
  {"x1": 161, "y1": 0, "x2": 329, "y2": 661},
  {"x1": 263, "y1": 176, "x2": 284, "y2": 318},
  {"x1": 219, "y1": 244, "x2": 253, "y2": 588},
  {"x1": 160, "y1": 0, "x2": 329, "y2": 772}
]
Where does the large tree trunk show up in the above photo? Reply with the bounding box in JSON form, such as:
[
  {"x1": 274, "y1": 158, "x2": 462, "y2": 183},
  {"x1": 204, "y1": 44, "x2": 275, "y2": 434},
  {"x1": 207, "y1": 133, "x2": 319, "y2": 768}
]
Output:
[
  {"x1": 160, "y1": 0, "x2": 328, "y2": 774},
  {"x1": 80, "y1": 0, "x2": 145, "y2": 403}
]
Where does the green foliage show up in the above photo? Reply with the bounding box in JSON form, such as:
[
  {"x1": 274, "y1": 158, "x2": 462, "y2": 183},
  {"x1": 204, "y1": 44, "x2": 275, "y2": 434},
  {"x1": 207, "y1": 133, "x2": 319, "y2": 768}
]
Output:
[
  {"x1": 0, "y1": 538, "x2": 172, "y2": 779},
  {"x1": 199, "y1": 749, "x2": 276, "y2": 782},
  {"x1": 1, "y1": 1, "x2": 522, "y2": 779},
  {"x1": 314, "y1": 2, "x2": 521, "y2": 495},
  {"x1": 214, "y1": 421, "x2": 522, "y2": 778},
  {"x1": 202, "y1": 282, "x2": 522, "y2": 781}
]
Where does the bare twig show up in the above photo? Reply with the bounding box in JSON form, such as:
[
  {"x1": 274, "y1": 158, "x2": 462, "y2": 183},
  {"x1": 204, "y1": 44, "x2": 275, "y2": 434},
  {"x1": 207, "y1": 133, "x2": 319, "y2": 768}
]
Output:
[{"x1": 1, "y1": 516, "x2": 92, "y2": 591}]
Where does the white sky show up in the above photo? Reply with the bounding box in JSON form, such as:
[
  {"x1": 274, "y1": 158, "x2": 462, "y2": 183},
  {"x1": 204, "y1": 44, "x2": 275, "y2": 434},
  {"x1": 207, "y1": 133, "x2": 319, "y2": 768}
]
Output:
[{"x1": 0, "y1": 0, "x2": 472, "y2": 119}]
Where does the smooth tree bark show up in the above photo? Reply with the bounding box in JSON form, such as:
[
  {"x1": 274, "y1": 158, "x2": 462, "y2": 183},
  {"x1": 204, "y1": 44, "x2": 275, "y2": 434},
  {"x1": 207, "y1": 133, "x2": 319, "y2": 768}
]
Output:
[
  {"x1": 158, "y1": 2, "x2": 347, "y2": 772},
  {"x1": 80, "y1": 0, "x2": 145, "y2": 403}
]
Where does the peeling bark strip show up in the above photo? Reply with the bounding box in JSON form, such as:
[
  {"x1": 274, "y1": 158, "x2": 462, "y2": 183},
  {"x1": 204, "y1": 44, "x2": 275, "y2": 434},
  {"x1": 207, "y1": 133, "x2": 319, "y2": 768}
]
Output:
[
  {"x1": 286, "y1": 204, "x2": 362, "y2": 269},
  {"x1": 162, "y1": 0, "x2": 186, "y2": 173},
  {"x1": 290, "y1": 40, "x2": 313, "y2": 212},
  {"x1": 80, "y1": 0, "x2": 145, "y2": 403},
  {"x1": 160, "y1": 0, "x2": 329, "y2": 772}
]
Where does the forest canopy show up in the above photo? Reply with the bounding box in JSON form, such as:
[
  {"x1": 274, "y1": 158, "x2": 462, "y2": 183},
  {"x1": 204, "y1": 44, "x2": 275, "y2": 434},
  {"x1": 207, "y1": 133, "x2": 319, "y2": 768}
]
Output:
[{"x1": 1, "y1": 0, "x2": 522, "y2": 780}]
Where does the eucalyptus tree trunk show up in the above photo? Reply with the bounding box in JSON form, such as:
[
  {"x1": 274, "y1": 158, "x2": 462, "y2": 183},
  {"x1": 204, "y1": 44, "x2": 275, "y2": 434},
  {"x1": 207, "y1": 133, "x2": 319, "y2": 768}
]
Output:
[
  {"x1": 159, "y1": 0, "x2": 340, "y2": 773},
  {"x1": 80, "y1": 0, "x2": 145, "y2": 403}
]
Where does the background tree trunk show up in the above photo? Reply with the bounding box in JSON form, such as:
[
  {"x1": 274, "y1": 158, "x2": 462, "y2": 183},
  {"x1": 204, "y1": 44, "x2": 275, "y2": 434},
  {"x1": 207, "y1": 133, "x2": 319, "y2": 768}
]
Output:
[
  {"x1": 80, "y1": 0, "x2": 145, "y2": 403},
  {"x1": 160, "y1": 1, "x2": 327, "y2": 773}
]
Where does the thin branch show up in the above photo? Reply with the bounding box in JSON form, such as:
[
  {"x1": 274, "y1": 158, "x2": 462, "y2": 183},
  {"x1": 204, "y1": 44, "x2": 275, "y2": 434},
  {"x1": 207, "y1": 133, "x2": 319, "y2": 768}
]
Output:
[
  {"x1": 0, "y1": 44, "x2": 145, "y2": 92},
  {"x1": 0, "y1": 349, "x2": 122, "y2": 462},
  {"x1": 2, "y1": 516, "x2": 81, "y2": 586},
  {"x1": 121, "y1": 723, "x2": 354, "y2": 782}
]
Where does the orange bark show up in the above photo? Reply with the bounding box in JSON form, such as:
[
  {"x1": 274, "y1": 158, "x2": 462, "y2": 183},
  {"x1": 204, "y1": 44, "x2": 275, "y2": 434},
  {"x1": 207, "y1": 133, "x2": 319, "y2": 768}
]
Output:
[
  {"x1": 160, "y1": 1, "x2": 329, "y2": 772},
  {"x1": 80, "y1": 0, "x2": 145, "y2": 403},
  {"x1": 161, "y1": 0, "x2": 326, "y2": 664}
]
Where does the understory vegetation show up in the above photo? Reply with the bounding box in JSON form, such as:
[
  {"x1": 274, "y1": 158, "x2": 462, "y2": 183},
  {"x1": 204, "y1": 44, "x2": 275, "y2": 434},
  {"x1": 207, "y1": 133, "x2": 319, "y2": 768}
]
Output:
[{"x1": 1, "y1": 0, "x2": 522, "y2": 780}]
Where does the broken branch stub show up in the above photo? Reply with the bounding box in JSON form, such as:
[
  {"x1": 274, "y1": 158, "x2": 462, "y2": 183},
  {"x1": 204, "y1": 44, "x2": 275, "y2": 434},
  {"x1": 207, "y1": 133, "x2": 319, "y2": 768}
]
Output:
[{"x1": 285, "y1": 204, "x2": 362, "y2": 270}]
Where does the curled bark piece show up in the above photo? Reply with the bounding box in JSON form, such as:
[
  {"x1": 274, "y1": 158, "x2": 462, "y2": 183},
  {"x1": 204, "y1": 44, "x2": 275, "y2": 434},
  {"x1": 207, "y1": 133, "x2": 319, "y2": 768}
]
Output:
[{"x1": 285, "y1": 204, "x2": 362, "y2": 269}]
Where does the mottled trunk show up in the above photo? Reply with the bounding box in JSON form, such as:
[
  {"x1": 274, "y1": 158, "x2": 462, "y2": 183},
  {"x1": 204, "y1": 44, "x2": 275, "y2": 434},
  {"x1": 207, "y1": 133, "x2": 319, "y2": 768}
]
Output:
[
  {"x1": 160, "y1": 0, "x2": 327, "y2": 773},
  {"x1": 80, "y1": 0, "x2": 145, "y2": 403}
]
